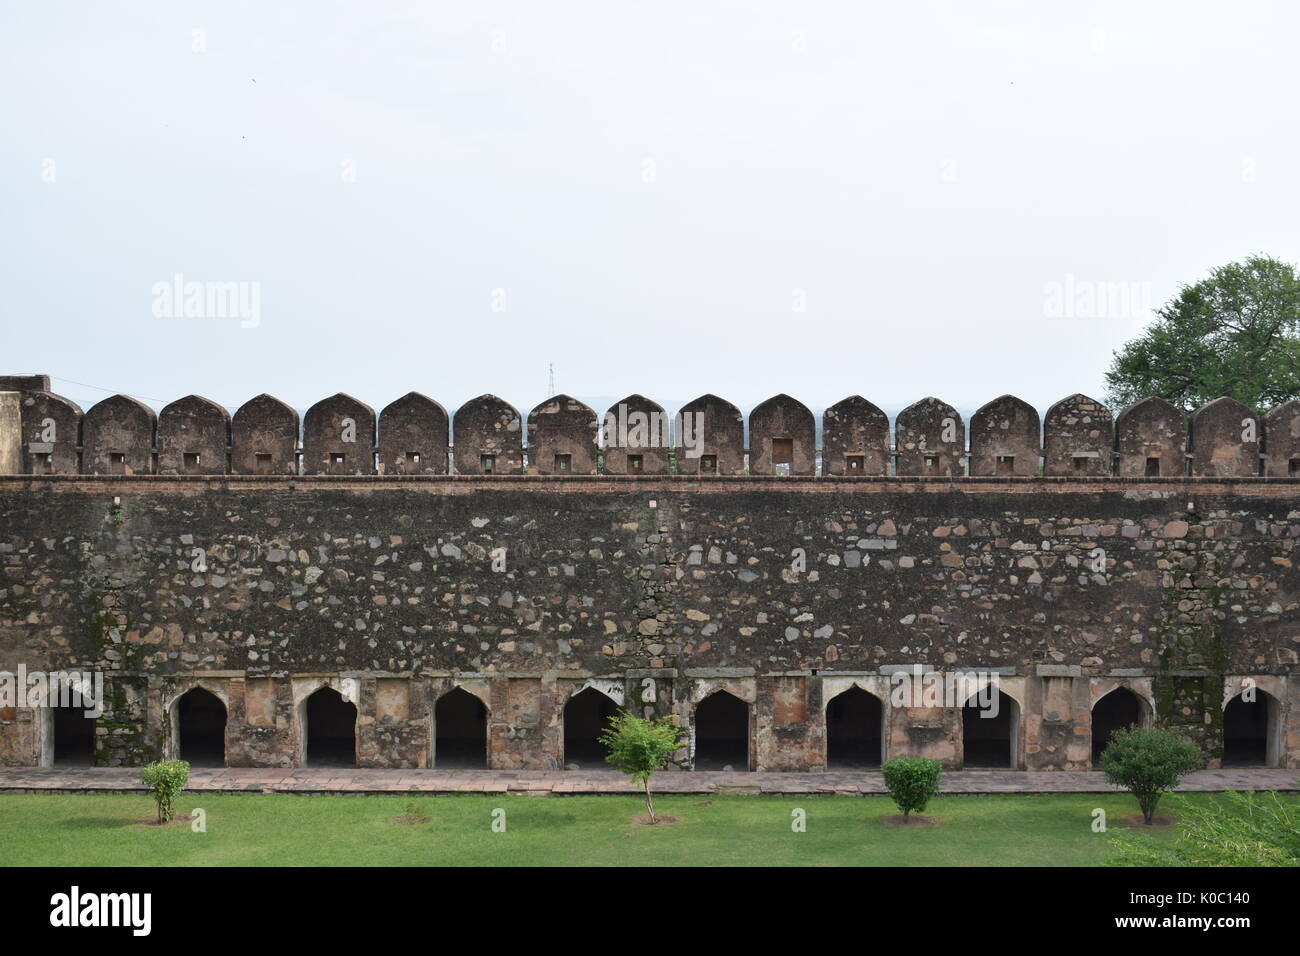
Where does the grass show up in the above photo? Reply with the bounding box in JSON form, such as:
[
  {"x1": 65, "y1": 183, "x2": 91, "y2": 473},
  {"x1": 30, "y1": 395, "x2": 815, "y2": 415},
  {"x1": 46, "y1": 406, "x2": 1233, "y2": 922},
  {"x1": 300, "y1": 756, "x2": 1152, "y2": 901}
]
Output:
[{"x1": 0, "y1": 791, "x2": 1239, "y2": 866}]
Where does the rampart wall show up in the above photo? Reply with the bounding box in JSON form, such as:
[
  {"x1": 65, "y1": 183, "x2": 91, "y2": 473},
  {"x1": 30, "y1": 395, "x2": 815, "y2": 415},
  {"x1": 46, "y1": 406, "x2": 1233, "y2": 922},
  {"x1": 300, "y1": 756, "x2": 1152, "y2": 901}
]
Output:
[{"x1": 1, "y1": 375, "x2": 1296, "y2": 773}]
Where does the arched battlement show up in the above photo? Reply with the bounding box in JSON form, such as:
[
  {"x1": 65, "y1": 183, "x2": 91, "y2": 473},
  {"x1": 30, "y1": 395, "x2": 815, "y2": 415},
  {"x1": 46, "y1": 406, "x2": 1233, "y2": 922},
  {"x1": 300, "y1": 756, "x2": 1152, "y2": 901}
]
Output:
[
  {"x1": 749, "y1": 393, "x2": 816, "y2": 476},
  {"x1": 1043, "y1": 393, "x2": 1112, "y2": 476},
  {"x1": 527, "y1": 394, "x2": 598, "y2": 475},
  {"x1": 232, "y1": 393, "x2": 299, "y2": 475},
  {"x1": 378, "y1": 391, "x2": 448, "y2": 475},
  {"x1": 157, "y1": 395, "x2": 230, "y2": 475},
  {"x1": 82, "y1": 394, "x2": 156, "y2": 475},
  {"x1": 452, "y1": 393, "x2": 522, "y2": 475},
  {"x1": 969, "y1": 394, "x2": 1041, "y2": 477},
  {"x1": 822, "y1": 395, "x2": 889, "y2": 476},
  {"x1": 8, "y1": 375, "x2": 1300, "y2": 477},
  {"x1": 1263, "y1": 399, "x2": 1300, "y2": 477},
  {"x1": 303, "y1": 393, "x2": 376, "y2": 475},
  {"x1": 19, "y1": 390, "x2": 82, "y2": 475},
  {"x1": 675, "y1": 393, "x2": 744, "y2": 476},
  {"x1": 602, "y1": 394, "x2": 670, "y2": 475},
  {"x1": 1116, "y1": 396, "x2": 1186, "y2": 477},
  {"x1": 895, "y1": 397, "x2": 964, "y2": 476},
  {"x1": 1191, "y1": 396, "x2": 1259, "y2": 477}
]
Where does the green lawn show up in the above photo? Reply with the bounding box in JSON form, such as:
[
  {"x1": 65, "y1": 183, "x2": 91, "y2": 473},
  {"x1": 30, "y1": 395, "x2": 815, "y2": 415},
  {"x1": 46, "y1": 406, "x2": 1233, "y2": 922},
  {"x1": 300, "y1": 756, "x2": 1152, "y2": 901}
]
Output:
[{"x1": 0, "y1": 791, "x2": 1231, "y2": 866}]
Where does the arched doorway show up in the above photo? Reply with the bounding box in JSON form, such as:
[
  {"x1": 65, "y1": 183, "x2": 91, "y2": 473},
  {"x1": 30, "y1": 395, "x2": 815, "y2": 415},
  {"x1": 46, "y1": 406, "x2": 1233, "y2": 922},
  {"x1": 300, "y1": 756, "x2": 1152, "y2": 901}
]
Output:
[
  {"x1": 826, "y1": 686, "x2": 883, "y2": 768},
  {"x1": 962, "y1": 689, "x2": 1018, "y2": 769},
  {"x1": 694, "y1": 691, "x2": 749, "y2": 770},
  {"x1": 563, "y1": 687, "x2": 618, "y2": 768},
  {"x1": 1091, "y1": 688, "x2": 1144, "y2": 766},
  {"x1": 435, "y1": 687, "x2": 488, "y2": 768},
  {"x1": 176, "y1": 687, "x2": 227, "y2": 767},
  {"x1": 1223, "y1": 690, "x2": 1278, "y2": 767},
  {"x1": 304, "y1": 687, "x2": 357, "y2": 767}
]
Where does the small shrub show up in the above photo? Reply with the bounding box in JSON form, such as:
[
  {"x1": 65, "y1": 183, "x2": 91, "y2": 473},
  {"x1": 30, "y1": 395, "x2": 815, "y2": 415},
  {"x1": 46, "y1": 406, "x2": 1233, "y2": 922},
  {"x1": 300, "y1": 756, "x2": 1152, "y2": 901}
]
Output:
[
  {"x1": 599, "y1": 711, "x2": 683, "y2": 824},
  {"x1": 882, "y1": 757, "x2": 942, "y2": 822},
  {"x1": 141, "y1": 759, "x2": 190, "y2": 823},
  {"x1": 1100, "y1": 727, "x2": 1203, "y2": 825}
]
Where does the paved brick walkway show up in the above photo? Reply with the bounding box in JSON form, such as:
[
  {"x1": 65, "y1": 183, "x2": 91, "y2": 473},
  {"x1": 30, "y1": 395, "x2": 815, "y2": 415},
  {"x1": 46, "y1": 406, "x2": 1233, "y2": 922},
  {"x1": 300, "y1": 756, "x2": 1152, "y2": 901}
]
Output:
[{"x1": 0, "y1": 767, "x2": 1293, "y2": 795}]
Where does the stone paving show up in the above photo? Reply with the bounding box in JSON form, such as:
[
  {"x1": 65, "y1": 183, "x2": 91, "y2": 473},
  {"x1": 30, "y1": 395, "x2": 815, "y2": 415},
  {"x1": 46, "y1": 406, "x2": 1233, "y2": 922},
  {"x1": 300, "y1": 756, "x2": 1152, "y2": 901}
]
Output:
[{"x1": 0, "y1": 767, "x2": 1294, "y2": 795}]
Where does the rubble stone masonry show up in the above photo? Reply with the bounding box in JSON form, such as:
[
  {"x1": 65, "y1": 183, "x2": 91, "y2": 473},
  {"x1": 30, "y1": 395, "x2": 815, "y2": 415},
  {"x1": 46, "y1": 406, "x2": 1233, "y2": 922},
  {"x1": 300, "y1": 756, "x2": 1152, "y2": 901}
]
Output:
[{"x1": 0, "y1": 473, "x2": 1296, "y2": 771}]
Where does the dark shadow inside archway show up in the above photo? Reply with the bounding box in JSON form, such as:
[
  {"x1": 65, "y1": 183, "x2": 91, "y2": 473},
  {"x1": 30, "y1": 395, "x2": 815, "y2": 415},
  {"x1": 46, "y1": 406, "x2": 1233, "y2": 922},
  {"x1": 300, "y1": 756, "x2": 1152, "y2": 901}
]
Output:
[
  {"x1": 436, "y1": 687, "x2": 488, "y2": 768},
  {"x1": 563, "y1": 688, "x2": 618, "y2": 769},
  {"x1": 694, "y1": 691, "x2": 749, "y2": 771},
  {"x1": 52, "y1": 704, "x2": 96, "y2": 767},
  {"x1": 1092, "y1": 688, "x2": 1142, "y2": 767},
  {"x1": 826, "y1": 686, "x2": 882, "y2": 768},
  {"x1": 177, "y1": 687, "x2": 227, "y2": 767},
  {"x1": 305, "y1": 687, "x2": 357, "y2": 767},
  {"x1": 962, "y1": 691, "x2": 1014, "y2": 768},
  {"x1": 1223, "y1": 693, "x2": 1271, "y2": 766}
]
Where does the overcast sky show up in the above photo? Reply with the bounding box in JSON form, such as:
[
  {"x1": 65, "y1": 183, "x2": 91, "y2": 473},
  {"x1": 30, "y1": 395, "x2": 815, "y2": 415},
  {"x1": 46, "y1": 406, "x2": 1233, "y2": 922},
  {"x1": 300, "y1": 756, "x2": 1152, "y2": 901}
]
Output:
[{"x1": 3, "y1": 1, "x2": 1298, "y2": 419}]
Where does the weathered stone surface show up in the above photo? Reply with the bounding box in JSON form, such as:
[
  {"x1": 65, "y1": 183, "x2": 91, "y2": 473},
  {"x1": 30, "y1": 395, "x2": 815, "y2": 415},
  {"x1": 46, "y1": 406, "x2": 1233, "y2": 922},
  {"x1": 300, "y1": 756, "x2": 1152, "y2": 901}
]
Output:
[
  {"x1": 1191, "y1": 396, "x2": 1259, "y2": 477},
  {"x1": 2, "y1": 475, "x2": 1296, "y2": 771},
  {"x1": 970, "y1": 394, "x2": 1041, "y2": 477},
  {"x1": 378, "y1": 392, "x2": 448, "y2": 475},
  {"x1": 303, "y1": 393, "x2": 376, "y2": 475},
  {"x1": 452, "y1": 394, "x2": 523, "y2": 475},
  {"x1": 749, "y1": 394, "x2": 816, "y2": 476},
  {"x1": 4, "y1": 371, "x2": 1300, "y2": 772},
  {"x1": 231, "y1": 394, "x2": 299, "y2": 475},
  {"x1": 895, "y1": 397, "x2": 964, "y2": 476},
  {"x1": 0, "y1": 375, "x2": 51, "y2": 393},
  {"x1": 528, "y1": 395, "x2": 597, "y2": 475},
  {"x1": 157, "y1": 395, "x2": 230, "y2": 475},
  {"x1": 18, "y1": 384, "x2": 1297, "y2": 480},
  {"x1": 1116, "y1": 396, "x2": 1186, "y2": 477},
  {"x1": 18, "y1": 391, "x2": 81, "y2": 475},
  {"x1": 1264, "y1": 399, "x2": 1300, "y2": 478},
  {"x1": 1043, "y1": 393, "x2": 1112, "y2": 477},
  {"x1": 674, "y1": 394, "x2": 744, "y2": 476},
  {"x1": 822, "y1": 395, "x2": 889, "y2": 476},
  {"x1": 81, "y1": 394, "x2": 156, "y2": 475},
  {"x1": 0, "y1": 393, "x2": 17, "y2": 476},
  {"x1": 601, "y1": 394, "x2": 669, "y2": 475}
]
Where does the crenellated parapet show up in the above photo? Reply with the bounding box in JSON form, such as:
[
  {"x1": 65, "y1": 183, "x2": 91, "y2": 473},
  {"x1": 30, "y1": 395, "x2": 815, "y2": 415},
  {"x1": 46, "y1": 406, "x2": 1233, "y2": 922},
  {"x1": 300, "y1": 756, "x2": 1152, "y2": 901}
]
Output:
[{"x1": 4, "y1": 376, "x2": 1300, "y2": 478}]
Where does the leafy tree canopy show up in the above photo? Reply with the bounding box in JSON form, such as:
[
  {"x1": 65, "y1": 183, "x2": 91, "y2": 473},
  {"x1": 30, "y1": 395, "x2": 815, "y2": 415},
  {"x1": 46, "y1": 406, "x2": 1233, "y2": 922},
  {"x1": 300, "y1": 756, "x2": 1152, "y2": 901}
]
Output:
[{"x1": 1105, "y1": 256, "x2": 1300, "y2": 412}]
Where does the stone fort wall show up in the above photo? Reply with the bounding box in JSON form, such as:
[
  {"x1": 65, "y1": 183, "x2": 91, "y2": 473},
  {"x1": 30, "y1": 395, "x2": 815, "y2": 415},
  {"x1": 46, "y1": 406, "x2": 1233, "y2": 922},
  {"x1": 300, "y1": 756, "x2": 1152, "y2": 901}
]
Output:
[
  {"x1": 0, "y1": 475, "x2": 1297, "y2": 772},
  {"x1": 0, "y1": 375, "x2": 1297, "y2": 772}
]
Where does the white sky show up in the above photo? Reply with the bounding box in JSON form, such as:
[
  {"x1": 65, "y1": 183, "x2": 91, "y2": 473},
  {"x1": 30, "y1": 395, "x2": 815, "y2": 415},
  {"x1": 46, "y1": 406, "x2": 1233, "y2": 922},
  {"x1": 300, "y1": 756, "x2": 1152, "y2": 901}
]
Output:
[{"x1": 3, "y1": 1, "x2": 1298, "y2": 418}]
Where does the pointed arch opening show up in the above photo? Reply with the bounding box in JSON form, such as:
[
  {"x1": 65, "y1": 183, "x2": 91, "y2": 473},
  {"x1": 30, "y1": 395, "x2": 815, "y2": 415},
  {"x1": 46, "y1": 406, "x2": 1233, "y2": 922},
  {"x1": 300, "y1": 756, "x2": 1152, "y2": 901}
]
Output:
[
  {"x1": 435, "y1": 687, "x2": 488, "y2": 768},
  {"x1": 825, "y1": 686, "x2": 883, "y2": 768},
  {"x1": 304, "y1": 687, "x2": 357, "y2": 767},
  {"x1": 176, "y1": 687, "x2": 227, "y2": 767},
  {"x1": 1091, "y1": 688, "x2": 1144, "y2": 766},
  {"x1": 962, "y1": 689, "x2": 1019, "y2": 769},
  {"x1": 694, "y1": 691, "x2": 750, "y2": 771},
  {"x1": 1223, "y1": 689, "x2": 1280, "y2": 767},
  {"x1": 562, "y1": 687, "x2": 618, "y2": 768}
]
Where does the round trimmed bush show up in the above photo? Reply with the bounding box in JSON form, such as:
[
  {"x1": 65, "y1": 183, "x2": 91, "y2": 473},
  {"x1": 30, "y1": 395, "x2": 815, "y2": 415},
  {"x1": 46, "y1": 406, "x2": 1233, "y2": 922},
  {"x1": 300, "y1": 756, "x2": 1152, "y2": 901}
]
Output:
[{"x1": 882, "y1": 757, "x2": 942, "y2": 822}]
